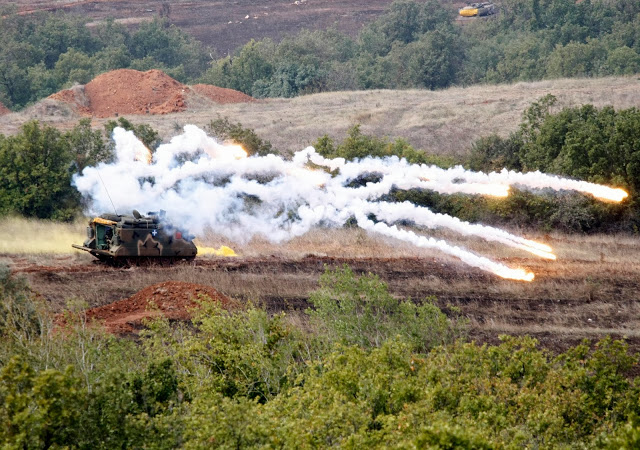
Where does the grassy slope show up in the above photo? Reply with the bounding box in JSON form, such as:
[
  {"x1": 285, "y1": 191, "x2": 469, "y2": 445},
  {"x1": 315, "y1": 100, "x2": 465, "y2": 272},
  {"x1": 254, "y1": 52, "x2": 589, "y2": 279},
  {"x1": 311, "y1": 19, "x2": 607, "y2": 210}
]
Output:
[{"x1": 2, "y1": 76, "x2": 639, "y2": 157}]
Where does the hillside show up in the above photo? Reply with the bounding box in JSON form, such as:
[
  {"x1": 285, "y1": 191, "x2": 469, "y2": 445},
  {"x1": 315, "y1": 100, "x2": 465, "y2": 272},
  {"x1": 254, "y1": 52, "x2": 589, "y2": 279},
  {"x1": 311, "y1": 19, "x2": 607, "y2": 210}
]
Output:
[
  {"x1": 2, "y1": 75, "x2": 639, "y2": 157},
  {"x1": 11, "y1": 0, "x2": 398, "y2": 52}
]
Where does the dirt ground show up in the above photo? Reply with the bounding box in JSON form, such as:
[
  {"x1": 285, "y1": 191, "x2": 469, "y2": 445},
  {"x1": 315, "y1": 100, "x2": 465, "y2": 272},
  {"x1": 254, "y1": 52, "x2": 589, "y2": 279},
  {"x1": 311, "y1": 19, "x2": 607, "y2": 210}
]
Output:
[
  {"x1": 46, "y1": 69, "x2": 255, "y2": 117},
  {"x1": 12, "y1": 0, "x2": 399, "y2": 53},
  {"x1": 5, "y1": 240, "x2": 640, "y2": 354}
]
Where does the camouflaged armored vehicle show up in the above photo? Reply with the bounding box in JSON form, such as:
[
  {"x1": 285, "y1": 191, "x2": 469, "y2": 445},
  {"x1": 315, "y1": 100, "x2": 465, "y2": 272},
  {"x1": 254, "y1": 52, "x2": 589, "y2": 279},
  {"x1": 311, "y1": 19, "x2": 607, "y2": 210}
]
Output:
[{"x1": 73, "y1": 210, "x2": 197, "y2": 264}]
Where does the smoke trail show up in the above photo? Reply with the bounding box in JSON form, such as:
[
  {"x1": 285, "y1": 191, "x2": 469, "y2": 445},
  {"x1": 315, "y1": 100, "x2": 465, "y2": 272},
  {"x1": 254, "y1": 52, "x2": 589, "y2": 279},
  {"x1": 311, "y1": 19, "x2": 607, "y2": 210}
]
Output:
[
  {"x1": 351, "y1": 200, "x2": 555, "y2": 259},
  {"x1": 73, "y1": 126, "x2": 627, "y2": 281}
]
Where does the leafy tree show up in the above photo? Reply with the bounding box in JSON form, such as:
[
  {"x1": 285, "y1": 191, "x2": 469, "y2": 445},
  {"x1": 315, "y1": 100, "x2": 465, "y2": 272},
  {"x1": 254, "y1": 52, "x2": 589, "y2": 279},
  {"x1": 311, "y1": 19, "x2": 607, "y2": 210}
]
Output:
[
  {"x1": 201, "y1": 39, "x2": 275, "y2": 94},
  {"x1": 606, "y1": 45, "x2": 640, "y2": 75},
  {"x1": 0, "y1": 40, "x2": 39, "y2": 108},
  {"x1": 546, "y1": 39, "x2": 607, "y2": 78},
  {"x1": 252, "y1": 62, "x2": 324, "y2": 98},
  {"x1": 128, "y1": 17, "x2": 206, "y2": 80},
  {"x1": 53, "y1": 48, "x2": 95, "y2": 85},
  {"x1": 66, "y1": 118, "x2": 113, "y2": 172},
  {"x1": 401, "y1": 28, "x2": 462, "y2": 89},
  {"x1": 26, "y1": 62, "x2": 59, "y2": 101},
  {"x1": 0, "y1": 121, "x2": 79, "y2": 220},
  {"x1": 468, "y1": 134, "x2": 523, "y2": 172}
]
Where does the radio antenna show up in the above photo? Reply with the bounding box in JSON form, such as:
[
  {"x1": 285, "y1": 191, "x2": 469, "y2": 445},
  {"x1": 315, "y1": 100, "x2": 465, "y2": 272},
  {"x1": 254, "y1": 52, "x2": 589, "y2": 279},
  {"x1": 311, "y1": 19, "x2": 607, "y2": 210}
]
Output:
[{"x1": 97, "y1": 170, "x2": 118, "y2": 215}]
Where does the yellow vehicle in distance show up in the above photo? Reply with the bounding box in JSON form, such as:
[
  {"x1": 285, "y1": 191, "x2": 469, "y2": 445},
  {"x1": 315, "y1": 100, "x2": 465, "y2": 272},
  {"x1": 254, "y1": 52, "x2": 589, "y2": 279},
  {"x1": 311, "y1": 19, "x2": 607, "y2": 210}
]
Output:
[{"x1": 459, "y1": 2, "x2": 497, "y2": 17}]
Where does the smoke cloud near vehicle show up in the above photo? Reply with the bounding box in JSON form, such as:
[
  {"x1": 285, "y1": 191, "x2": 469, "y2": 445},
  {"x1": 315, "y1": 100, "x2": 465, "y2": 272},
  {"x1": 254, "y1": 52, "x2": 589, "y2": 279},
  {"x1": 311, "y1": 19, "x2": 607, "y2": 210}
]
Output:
[{"x1": 73, "y1": 126, "x2": 628, "y2": 281}]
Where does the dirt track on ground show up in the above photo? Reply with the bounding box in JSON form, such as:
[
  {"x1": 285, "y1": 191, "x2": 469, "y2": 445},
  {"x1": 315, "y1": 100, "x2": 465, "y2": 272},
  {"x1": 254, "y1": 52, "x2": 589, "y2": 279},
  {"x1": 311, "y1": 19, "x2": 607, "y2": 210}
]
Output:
[{"x1": 6, "y1": 252, "x2": 640, "y2": 354}]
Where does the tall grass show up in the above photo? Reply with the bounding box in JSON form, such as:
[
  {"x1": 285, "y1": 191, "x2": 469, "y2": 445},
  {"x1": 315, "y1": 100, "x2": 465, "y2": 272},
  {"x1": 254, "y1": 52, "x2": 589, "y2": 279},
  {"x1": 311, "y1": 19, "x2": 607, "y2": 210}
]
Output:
[{"x1": 0, "y1": 216, "x2": 87, "y2": 254}]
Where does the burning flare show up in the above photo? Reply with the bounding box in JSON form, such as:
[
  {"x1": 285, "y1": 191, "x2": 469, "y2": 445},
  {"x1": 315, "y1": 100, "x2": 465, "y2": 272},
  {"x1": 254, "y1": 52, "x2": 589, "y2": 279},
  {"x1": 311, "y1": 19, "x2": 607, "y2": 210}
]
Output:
[
  {"x1": 222, "y1": 143, "x2": 248, "y2": 160},
  {"x1": 494, "y1": 267, "x2": 535, "y2": 282},
  {"x1": 196, "y1": 245, "x2": 238, "y2": 257},
  {"x1": 135, "y1": 146, "x2": 152, "y2": 165},
  {"x1": 590, "y1": 187, "x2": 628, "y2": 203}
]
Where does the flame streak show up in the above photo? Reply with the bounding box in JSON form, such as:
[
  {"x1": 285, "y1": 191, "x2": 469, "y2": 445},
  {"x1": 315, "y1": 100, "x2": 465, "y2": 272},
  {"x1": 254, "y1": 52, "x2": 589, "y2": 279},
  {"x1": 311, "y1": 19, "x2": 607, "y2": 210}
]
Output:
[{"x1": 74, "y1": 126, "x2": 629, "y2": 282}]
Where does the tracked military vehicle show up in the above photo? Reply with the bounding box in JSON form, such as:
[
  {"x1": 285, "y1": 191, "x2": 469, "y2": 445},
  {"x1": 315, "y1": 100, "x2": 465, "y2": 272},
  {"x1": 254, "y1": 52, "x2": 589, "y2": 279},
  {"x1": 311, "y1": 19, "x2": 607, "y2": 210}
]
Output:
[{"x1": 73, "y1": 210, "x2": 197, "y2": 264}]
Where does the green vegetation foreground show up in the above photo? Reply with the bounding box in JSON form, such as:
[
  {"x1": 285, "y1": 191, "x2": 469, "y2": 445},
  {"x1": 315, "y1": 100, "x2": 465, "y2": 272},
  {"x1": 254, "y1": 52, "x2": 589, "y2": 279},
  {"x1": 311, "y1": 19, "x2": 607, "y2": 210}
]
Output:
[{"x1": 1, "y1": 265, "x2": 640, "y2": 448}]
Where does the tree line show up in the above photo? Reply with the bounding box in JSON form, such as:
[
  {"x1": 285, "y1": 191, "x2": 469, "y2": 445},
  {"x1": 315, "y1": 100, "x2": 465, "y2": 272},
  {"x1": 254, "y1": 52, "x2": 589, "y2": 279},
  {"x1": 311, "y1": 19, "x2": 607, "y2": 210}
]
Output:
[
  {"x1": 1, "y1": 0, "x2": 640, "y2": 109},
  {"x1": 202, "y1": 0, "x2": 640, "y2": 97}
]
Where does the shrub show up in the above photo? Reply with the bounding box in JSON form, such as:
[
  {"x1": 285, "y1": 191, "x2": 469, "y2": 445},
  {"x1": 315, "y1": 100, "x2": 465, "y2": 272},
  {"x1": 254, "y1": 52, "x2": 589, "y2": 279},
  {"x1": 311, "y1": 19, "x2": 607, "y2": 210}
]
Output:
[{"x1": 308, "y1": 265, "x2": 467, "y2": 352}]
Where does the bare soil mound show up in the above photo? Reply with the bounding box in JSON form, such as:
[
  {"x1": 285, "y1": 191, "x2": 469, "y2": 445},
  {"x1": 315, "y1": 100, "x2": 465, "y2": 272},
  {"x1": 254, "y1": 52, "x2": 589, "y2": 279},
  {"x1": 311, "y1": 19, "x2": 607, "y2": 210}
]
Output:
[
  {"x1": 84, "y1": 280, "x2": 232, "y2": 334},
  {"x1": 191, "y1": 84, "x2": 255, "y2": 104},
  {"x1": 45, "y1": 69, "x2": 255, "y2": 117},
  {"x1": 48, "y1": 84, "x2": 91, "y2": 115},
  {"x1": 83, "y1": 69, "x2": 188, "y2": 117},
  {"x1": 0, "y1": 102, "x2": 10, "y2": 115}
]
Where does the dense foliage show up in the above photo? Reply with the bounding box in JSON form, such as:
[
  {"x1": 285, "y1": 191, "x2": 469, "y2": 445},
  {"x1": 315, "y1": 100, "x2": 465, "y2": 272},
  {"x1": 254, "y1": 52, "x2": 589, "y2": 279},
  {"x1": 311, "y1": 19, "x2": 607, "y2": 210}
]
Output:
[
  {"x1": 0, "y1": 9, "x2": 206, "y2": 109},
  {"x1": 202, "y1": 0, "x2": 640, "y2": 98},
  {"x1": 1, "y1": 265, "x2": 640, "y2": 448},
  {"x1": 464, "y1": 95, "x2": 640, "y2": 231}
]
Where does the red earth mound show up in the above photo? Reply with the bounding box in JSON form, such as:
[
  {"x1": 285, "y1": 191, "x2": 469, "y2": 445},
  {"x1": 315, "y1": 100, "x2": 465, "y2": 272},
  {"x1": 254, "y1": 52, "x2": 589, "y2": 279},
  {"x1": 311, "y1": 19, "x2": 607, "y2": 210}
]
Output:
[
  {"x1": 84, "y1": 280, "x2": 232, "y2": 334},
  {"x1": 0, "y1": 102, "x2": 10, "y2": 115},
  {"x1": 191, "y1": 84, "x2": 255, "y2": 104},
  {"x1": 83, "y1": 69, "x2": 188, "y2": 117},
  {"x1": 46, "y1": 69, "x2": 255, "y2": 117}
]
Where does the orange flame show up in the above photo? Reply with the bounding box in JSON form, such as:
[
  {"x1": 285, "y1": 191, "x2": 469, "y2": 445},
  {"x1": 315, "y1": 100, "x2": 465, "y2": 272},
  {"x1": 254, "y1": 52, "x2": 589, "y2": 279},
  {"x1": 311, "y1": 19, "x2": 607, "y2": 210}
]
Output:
[
  {"x1": 525, "y1": 247, "x2": 557, "y2": 260},
  {"x1": 590, "y1": 187, "x2": 628, "y2": 203},
  {"x1": 226, "y1": 144, "x2": 248, "y2": 160},
  {"x1": 494, "y1": 267, "x2": 535, "y2": 282},
  {"x1": 472, "y1": 183, "x2": 510, "y2": 197},
  {"x1": 135, "y1": 146, "x2": 152, "y2": 164},
  {"x1": 521, "y1": 239, "x2": 556, "y2": 260}
]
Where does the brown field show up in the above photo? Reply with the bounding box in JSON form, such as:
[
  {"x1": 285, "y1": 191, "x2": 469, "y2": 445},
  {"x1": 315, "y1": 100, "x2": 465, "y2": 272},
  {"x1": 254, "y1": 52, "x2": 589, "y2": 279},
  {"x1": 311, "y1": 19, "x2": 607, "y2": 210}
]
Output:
[
  {"x1": 2, "y1": 218, "x2": 639, "y2": 354},
  {"x1": 9, "y1": 0, "x2": 398, "y2": 52}
]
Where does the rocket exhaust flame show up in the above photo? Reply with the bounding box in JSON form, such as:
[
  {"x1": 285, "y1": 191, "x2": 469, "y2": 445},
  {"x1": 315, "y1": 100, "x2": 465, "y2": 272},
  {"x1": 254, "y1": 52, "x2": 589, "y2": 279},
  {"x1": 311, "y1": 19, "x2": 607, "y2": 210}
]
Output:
[{"x1": 74, "y1": 126, "x2": 627, "y2": 281}]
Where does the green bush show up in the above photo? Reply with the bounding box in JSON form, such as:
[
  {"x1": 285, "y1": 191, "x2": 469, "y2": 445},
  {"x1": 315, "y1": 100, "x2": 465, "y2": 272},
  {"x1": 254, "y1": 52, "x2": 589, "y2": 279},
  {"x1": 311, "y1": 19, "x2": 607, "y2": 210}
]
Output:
[
  {"x1": 308, "y1": 265, "x2": 467, "y2": 352},
  {"x1": 314, "y1": 124, "x2": 457, "y2": 168},
  {"x1": 465, "y1": 97, "x2": 640, "y2": 231}
]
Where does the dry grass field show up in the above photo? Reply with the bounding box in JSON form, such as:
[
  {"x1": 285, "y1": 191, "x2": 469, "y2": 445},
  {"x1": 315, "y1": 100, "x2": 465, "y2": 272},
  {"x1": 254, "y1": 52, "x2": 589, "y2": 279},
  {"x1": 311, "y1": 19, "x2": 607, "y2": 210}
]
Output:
[
  {"x1": 2, "y1": 76, "x2": 639, "y2": 157},
  {"x1": 2, "y1": 217, "x2": 639, "y2": 354}
]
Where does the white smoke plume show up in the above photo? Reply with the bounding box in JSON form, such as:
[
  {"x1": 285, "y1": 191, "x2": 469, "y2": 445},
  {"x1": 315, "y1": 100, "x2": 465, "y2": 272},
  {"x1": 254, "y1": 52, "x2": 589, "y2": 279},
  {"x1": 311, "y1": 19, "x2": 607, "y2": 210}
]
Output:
[{"x1": 73, "y1": 125, "x2": 627, "y2": 281}]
